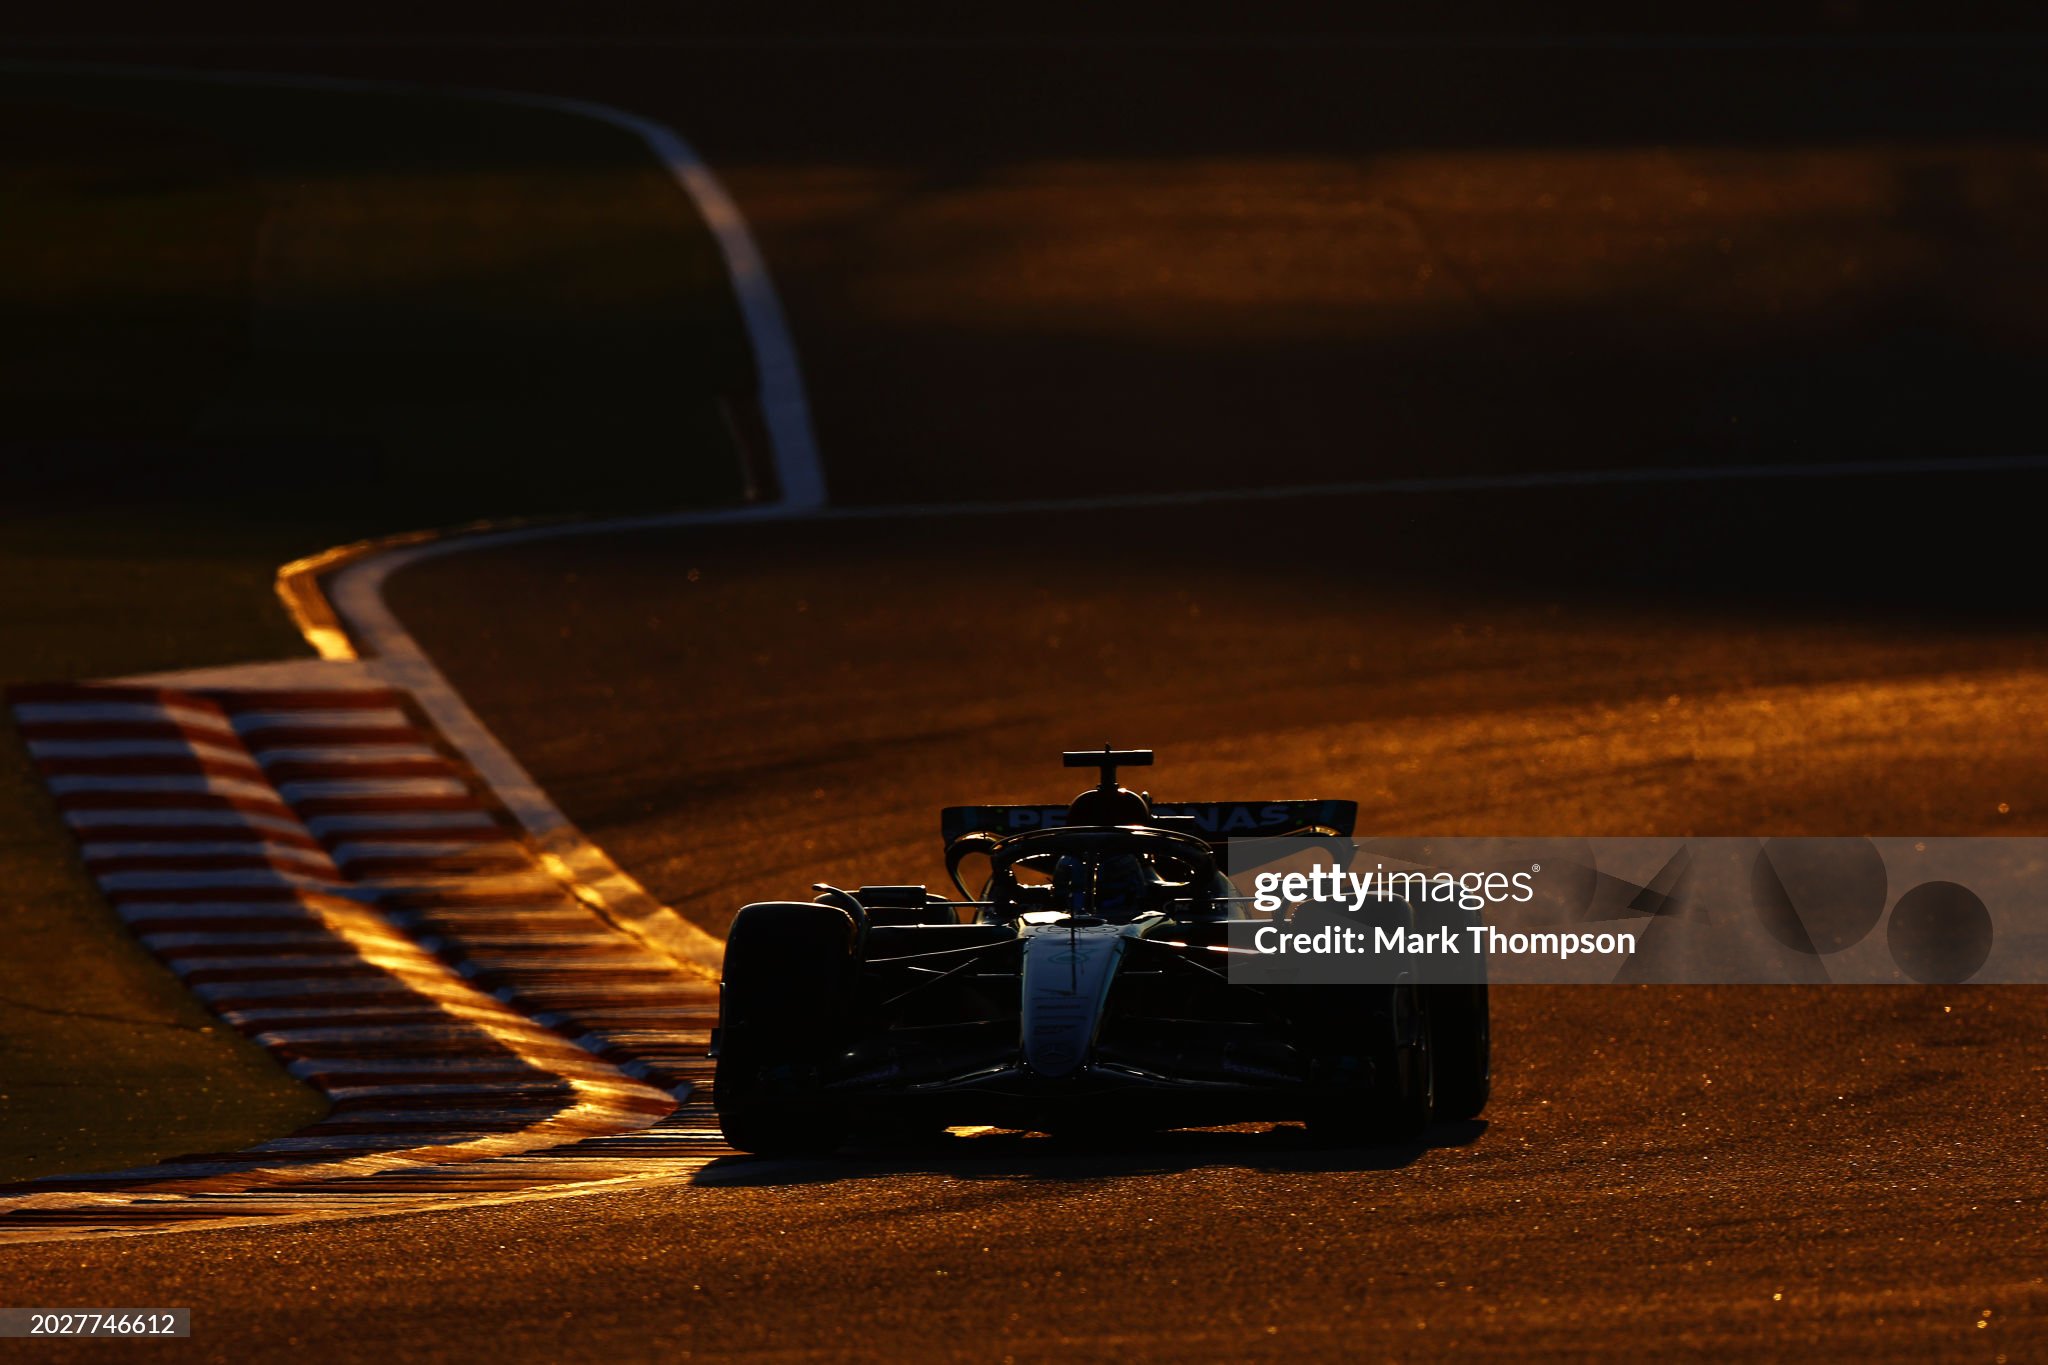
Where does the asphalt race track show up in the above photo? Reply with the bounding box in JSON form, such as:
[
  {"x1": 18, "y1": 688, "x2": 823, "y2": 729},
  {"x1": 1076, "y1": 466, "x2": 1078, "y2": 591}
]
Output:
[
  {"x1": 11, "y1": 503, "x2": 2048, "y2": 1357},
  {"x1": 9, "y1": 17, "x2": 2048, "y2": 1361}
]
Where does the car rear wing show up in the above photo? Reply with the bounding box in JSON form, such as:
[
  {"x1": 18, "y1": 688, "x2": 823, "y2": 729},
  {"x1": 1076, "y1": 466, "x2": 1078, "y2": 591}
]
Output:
[{"x1": 941, "y1": 799, "x2": 1357, "y2": 848}]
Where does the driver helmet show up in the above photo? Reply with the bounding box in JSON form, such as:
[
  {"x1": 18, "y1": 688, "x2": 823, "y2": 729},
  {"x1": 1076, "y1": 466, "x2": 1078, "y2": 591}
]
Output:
[
  {"x1": 1050, "y1": 851, "x2": 1162, "y2": 920},
  {"x1": 1094, "y1": 852, "x2": 1159, "y2": 919},
  {"x1": 1067, "y1": 784, "x2": 1150, "y2": 826}
]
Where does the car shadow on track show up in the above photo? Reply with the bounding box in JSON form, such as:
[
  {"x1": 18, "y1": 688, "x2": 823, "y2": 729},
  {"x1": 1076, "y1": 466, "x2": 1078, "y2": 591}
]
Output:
[{"x1": 691, "y1": 1119, "x2": 1488, "y2": 1187}]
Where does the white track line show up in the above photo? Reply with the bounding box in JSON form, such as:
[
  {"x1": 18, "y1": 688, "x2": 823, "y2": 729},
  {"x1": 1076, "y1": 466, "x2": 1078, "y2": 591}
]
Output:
[
  {"x1": 529, "y1": 93, "x2": 823, "y2": 513},
  {"x1": 0, "y1": 58, "x2": 825, "y2": 523}
]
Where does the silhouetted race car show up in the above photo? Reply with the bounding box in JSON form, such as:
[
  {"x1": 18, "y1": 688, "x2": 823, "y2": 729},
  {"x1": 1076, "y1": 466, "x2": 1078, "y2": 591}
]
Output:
[{"x1": 711, "y1": 748, "x2": 1490, "y2": 1154}]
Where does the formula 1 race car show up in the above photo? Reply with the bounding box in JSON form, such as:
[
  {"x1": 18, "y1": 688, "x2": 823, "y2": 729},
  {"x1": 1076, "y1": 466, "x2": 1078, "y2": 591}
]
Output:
[{"x1": 711, "y1": 749, "x2": 1489, "y2": 1155}]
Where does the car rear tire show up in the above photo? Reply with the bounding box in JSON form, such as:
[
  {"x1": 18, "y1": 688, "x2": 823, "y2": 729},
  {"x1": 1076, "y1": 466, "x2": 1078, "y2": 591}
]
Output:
[
  {"x1": 1425, "y1": 982, "x2": 1490, "y2": 1122},
  {"x1": 714, "y1": 901, "x2": 859, "y2": 1155},
  {"x1": 1297, "y1": 897, "x2": 1435, "y2": 1146},
  {"x1": 1309, "y1": 982, "x2": 1434, "y2": 1145},
  {"x1": 1413, "y1": 901, "x2": 1490, "y2": 1122}
]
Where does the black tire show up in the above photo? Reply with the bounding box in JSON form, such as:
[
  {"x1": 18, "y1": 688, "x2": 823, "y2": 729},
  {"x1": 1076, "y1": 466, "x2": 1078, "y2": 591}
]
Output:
[
  {"x1": 1425, "y1": 982, "x2": 1490, "y2": 1121},
  {"x1": 1302, "y1": 897, "x2": 1434, "y2": 1146},
  {"x1": 1309, "y1": 982, "x2": 1434, "y2": 1145},
  {"x1": 1413, "y1": 901, "x2": 1491, "y2": 1122},
  {"x1": 714, "y1": 902, "x2": 859, "y2": 1155}
]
